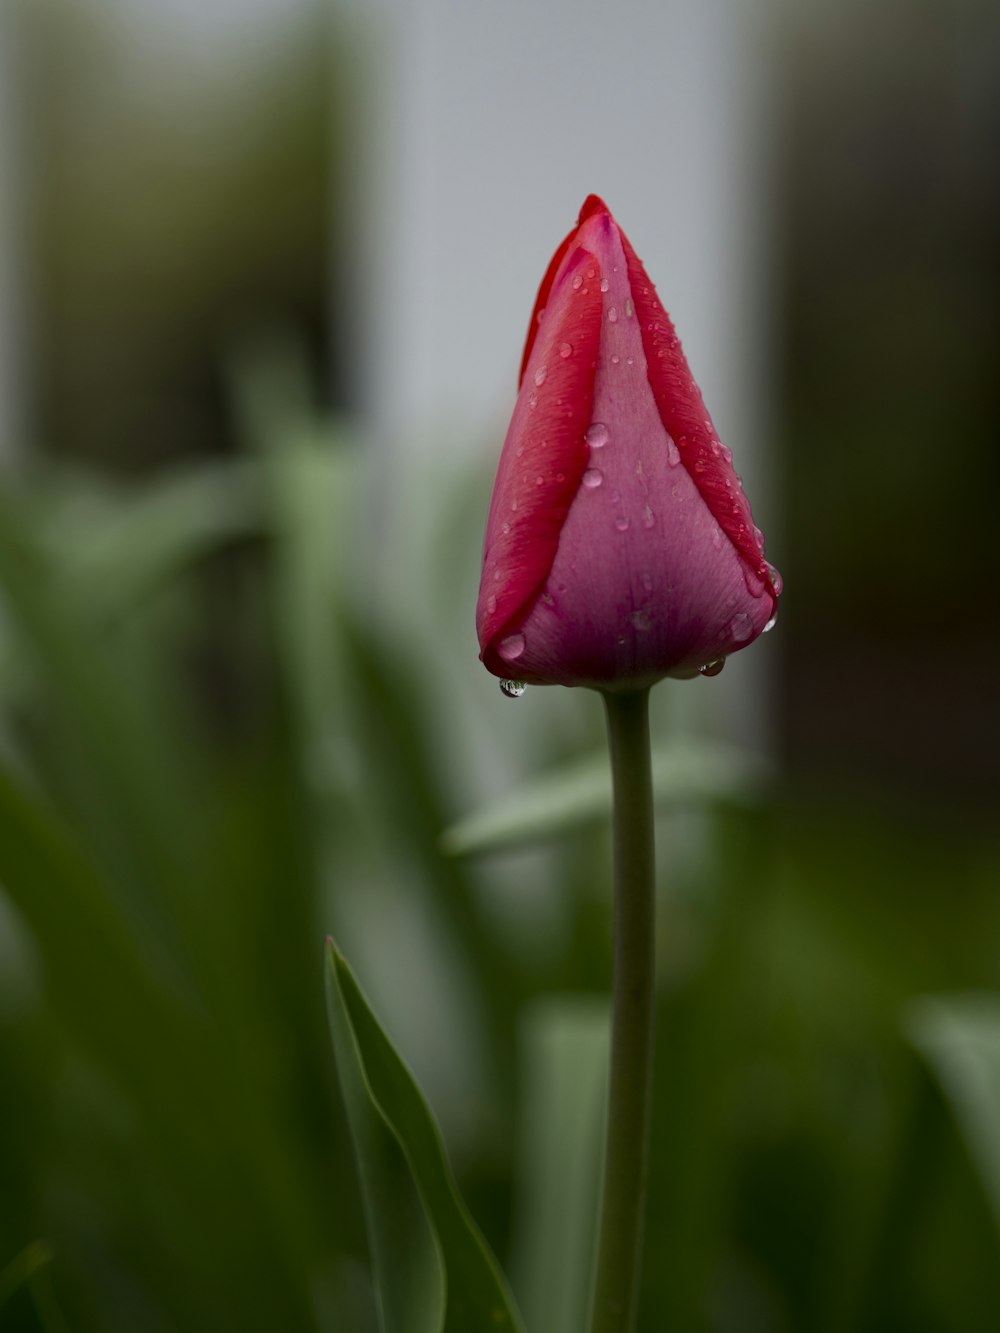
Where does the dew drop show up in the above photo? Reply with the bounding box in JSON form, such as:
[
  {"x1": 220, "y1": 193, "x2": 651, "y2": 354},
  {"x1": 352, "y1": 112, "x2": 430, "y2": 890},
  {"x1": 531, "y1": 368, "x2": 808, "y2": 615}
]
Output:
[
  {"x1": 721, "y1": 445, "x2": 733, "y2": 463},
  {"x1": 536, "y1": 308, "x2": 546, "y2": 324},
  {"x1": 626, "y1": 356, "x2": 634, "y2": 366},
  {"x1": 528, "y1": 394, "x2": 538, "y2": 410},
  {"x1": 729, "y1": 612, "x2": 754, "y2": 642},
  {"x1": 607, "y1": 306, "x2": 619, "y2": 323},
  {"x1": 625, "y1": 298, "x2": 634, "y2": 318},
  {"x1": 699, "y1": 658, "x2": 726, "y2": 678},
  {"x1": 501, "y1": 521, "x2": 510, "y2": 534},
  {"x1": 582, "y1": 468, "x2": 604, "y2": 489},
  {"x1": 611, "y1": 354, "x2": 621, "y2": 365},
  {"x1": 572, "y1": 274, "x2": 584, "y2": 291},
  {"x1": 630, "y1": 609, "x2": 651, "y2": 632},
  {"x1": 642, "y1": 506, "x2": 655, "y2": 529},
  {"x1": 753, "y1": 525, "x2": 765, "y2": 550},
  {"x1": 762, "y1": 612, "x2": 777, "y2": 633},
  {"x1": 586, "y1": 266, "x2": 595, "y2": 279},
  {"x1": 585, "y1": 422, "x2": 610, "y2": 449},
  {"x1": 766, "y1": 561, "x2": 783, "y2": 596},
  {"x1": 534, "y1": 366, "x2": 548, "y2": 387},
  {"x1": 615, "y1": 515, "x2": 630, "y2": 532},
  {"x1": 600, "y1": 277, "x2": 610, "y2": 293},
  {"x1": 559, "y1": 341, "x2": 573, "y2": 359},
  {"x1": 666, "y1": 437, "x2": 681, "y2": 468},
  {"x1": 500, "y1": 679, "x2": 526, "y2": 699},
  {"x1": 498, "y1": 632, "x2": 526, "y2": 661},
  {"x1": 535, "y1": 475, "x2": 544, "y2": 486},
  {"x1": 486, "y1": 594, "x2": 497, "y2": 614},
  {"x1": 556, "y1": 471, "x2": 565, "y2": 482},
  {"x1": 694, "y1": 460, "x2": 706, "y2": 474}
]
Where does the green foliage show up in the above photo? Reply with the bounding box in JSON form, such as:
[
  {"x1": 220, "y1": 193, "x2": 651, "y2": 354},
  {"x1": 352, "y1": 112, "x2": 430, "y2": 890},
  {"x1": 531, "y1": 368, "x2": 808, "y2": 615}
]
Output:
[
  {"x1": 1, "y1": 347, "x2": 999, "y2": 1330},
  {"x1": 325, "y1": 941, "x2": 524, "y2": 1333}
]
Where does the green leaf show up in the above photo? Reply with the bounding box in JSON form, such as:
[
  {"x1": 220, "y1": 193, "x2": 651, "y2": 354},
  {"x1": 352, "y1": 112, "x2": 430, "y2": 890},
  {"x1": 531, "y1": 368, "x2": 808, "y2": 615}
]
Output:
[
  {"x1": 324, "y1": 940, "x2": 525, "y2": 1333},
  {"x1": 907, "y1": 992, "x2": 1000, "y2": 1236},
  {"x1": 509, "y1": 997, "x2": 609, "y2": 1333},
  {"x1": 0, "y1": 1242, "x2": 66, "y2": 1332},
  {"x1": 441, "y1": 739, "x2": 770, "y2": 857}
]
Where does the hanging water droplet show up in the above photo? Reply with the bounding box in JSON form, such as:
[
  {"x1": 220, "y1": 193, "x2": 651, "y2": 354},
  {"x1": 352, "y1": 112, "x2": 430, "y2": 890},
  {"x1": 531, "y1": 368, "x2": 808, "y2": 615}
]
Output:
[
  {"x1": 608, "y1": 306, "x2": 619, "y2": 323},
  {"x1": 582, "y1": 468, "x2": 604, "y2": 489},
  {"x1": 534, "y1": 366, "x2": 548, "y2": 387},
  {"x1": 585, "y1": 422, "x2": 610, "y2": 449},
  {"x1": 729, "y1": 612, "x2": 754, "y2": 642},
  {"x1": 559, "y1": 341, "x2": 573, "y2": 359},
  {"x1": 600, "y1": 277, "x2": 610, "y2": 292},
  {"x1": 498, "y1": 632, "x2": 526, "y2": 661},
  {"x1": 666, "y1": 437, "x2": 681, "y2": 467},
  {"x1": 762, "y1": 612, "x2": 777, "y2": 633},
  {"x1": 699, "y1": 658, "x2": 726, "y2": 678},
  {"x1": 500, "y1": 679, "x2": 526, "y2": 699},
  {"x1": 572, "y1": 274, "x2": 584, "y2": 291},
  {"x1": 766, "y1": 561, "x2": 783, "y2": 596},
  {"x1": 624, "y1": 298, "x2": 634, "y2": 318},
  {"x1": 753, "y1": 525, "x2": 765, "y2": 550},
  {"x1": 615, "y1": 515, "x2": 630, "y2": 532}
]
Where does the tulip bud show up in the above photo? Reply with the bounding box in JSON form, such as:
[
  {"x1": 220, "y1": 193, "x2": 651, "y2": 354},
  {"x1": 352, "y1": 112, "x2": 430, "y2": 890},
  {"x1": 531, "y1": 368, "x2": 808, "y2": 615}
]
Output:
[{"x1": 476, "y1": 195, "x2": 781, "y2": 692}]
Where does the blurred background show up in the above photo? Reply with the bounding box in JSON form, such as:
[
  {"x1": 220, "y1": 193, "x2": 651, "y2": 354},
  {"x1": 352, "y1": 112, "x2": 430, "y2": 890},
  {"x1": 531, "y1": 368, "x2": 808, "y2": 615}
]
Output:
[{"x1": 1, "y1": 0, "x2": 999, "y2": 1329}]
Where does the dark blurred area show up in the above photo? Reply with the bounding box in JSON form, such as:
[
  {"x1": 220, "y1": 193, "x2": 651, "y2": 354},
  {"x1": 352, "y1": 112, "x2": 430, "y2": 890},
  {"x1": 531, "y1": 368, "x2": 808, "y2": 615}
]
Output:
[{"x1": 0, "y1": 1, "x2": 998, "y2": 1331}]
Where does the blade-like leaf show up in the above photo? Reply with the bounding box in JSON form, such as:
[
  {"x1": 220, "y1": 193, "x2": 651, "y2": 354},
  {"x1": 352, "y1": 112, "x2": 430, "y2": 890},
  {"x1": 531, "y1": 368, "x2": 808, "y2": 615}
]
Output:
[
  {"x1": 325, "y1": 940, "x2": 525, "y2": 1333},
  {"x1": 510, "y1": 997, "x2": 609, "y2": 1333},
  {"x1": 907, "y1": 992, "x2": 1000, "y2": 1236},
  {"x1": 441, "y1": 739, "x2": 770, "y2": 857}
]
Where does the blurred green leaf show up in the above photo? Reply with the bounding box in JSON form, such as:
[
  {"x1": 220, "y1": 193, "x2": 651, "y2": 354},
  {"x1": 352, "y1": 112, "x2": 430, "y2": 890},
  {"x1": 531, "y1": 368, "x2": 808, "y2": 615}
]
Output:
[
  {"x1": 325, "y1": 940, "x2": 525, "y2": 1333},
  {"x1": 0, "y1": 1242, "x2": 66, "y2": 1333},
  {"x1": 907, "y1": 992, "x2": 1000, "y2": 1236},
  {"x1": 510, "y1": 997, "x2": 608, "y2": 1333},
  {"x1": 52, "y1": 459, "x2": 263, "y2": 623},
  {"x1": 441, "y1": 739, "x2": 770, "y2": 857}
]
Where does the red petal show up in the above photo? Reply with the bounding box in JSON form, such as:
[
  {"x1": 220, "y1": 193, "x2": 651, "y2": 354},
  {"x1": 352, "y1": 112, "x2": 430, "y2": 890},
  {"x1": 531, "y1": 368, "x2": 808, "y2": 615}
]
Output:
[
  {"x1": 478, "y1": 246, "x2": 604, "y2": 672},
  {"x1": 620, "y1": 230, "x2": 775, "y2": 599},
  {"x1": 517, "y1": 195, "x2": 611, "y2": 388}
]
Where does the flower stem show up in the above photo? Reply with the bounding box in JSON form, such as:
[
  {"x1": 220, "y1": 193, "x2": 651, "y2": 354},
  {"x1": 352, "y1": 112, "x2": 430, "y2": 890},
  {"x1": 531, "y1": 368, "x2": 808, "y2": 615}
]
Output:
[{"x1": 589, "y1": 687, "x2": 657, "y2": 1333}]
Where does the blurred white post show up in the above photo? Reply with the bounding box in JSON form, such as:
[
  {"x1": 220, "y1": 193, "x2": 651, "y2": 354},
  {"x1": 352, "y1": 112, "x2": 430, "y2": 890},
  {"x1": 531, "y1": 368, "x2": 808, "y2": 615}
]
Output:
[{"x1": 353, "y1": 0, "x2": 779, "y2": 753}]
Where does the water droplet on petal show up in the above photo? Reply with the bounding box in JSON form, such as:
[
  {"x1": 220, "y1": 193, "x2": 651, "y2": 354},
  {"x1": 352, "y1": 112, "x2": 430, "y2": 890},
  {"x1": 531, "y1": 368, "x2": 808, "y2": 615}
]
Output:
[
  {"x1": 615, "y1": 516, "x2": 630, "y2": 532},
  {"x1": 641, "y1": 506, "x2": 655, "y2": 529},
  {"x1": 721, "y1": 445, "x2": 733, "y2": 463},
  {"x1": 536, "y1": 308, "x2": 546, "y2": 324},
  {"x1": 499, "y1": 632, "x2": 526, "y2": 661},
  {"x1": 607, "y1": 306, "x2": 618, "y2": 323},
  {"x1": 600, "y1": 277, "x2": 610, "y2": 292},
  {"x1": 535, "y1": 475, "x2": 544, "y2": 486},
  {"x1": 486, "y1": 595, "x2": 497, "y2": 614},
  {"x1": 625, "y1": 298, "x2": 634, "y2": 318},
  {"x1": 626, "y1": 356, "x2": 634, "y2": 366},
  {"x1": 611, "y1": 354, "x2": 621, "y2": 365},
  {"x1": 699, "y1": 658, "x2": 726, "y2": 678},
  {"x1": 572, "y1": 274, "x2": 583, "y2": 291},
  {"x1": 666, "y1": 437, "x2": 681, "y2": 468},
  {"x1": 528, "y1": 394, "x2": 538, "y2": 410},
  {"x1": 753, "y1": 525, "x2": 765, "y2": 550},
  {"x1": 710, "y1": 524, "x2": 722, "y2": 550},
  {"x1": 630, "y1": 609, "x2": 651, "y2": 632},
  {"x1": 585, "y1": 266, "x2": 595, "y2": 279},
  {"x1": 559, "y1": 341, "x2": 573, "y2": 359},
  {"x1": 585, "y1": 422, "x2": 610, "y2": 449},
  {"x1": 582, "y1": 468, "x2": 604, "y2": 489},
  {"x1": 500, "y1": 679, "x2": 526, "y2": 699},
  {"x1": 534, "y1": 366, "x2": 548, "y2": 387},
  {"x1": 729, "y1": 612, "x2": 754, "y2": 642},
  {"x1": 766, "y1": 561, "x2": 783, "y2": 596},
  {"x1": 501, "y1": 521, "x2": 510, "y2": 534},
  {"x1": 762, "y1": 612, "x2": 777, "y2": 633},
  {"x1": 694, "y1": 461, "x2": 706, "y2": 474}
]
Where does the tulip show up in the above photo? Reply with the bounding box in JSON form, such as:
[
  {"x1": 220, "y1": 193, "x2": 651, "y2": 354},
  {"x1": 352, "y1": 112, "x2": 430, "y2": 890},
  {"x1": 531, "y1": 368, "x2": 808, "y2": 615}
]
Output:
[{"x1": 477, "y1": 194, "x2": 780, "y2": 691}]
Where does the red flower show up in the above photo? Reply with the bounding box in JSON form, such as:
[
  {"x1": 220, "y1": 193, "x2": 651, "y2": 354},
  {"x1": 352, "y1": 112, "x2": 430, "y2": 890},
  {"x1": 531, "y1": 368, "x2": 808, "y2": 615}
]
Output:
[{"x1": 476, "y1": 195, "x2": 781, "y2": 692}]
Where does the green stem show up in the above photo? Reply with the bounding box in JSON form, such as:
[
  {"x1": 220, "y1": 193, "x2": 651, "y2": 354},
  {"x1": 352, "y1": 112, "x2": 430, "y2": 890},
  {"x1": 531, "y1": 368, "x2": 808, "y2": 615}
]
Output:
[{"x1": 589, "y1": 687, "x2": 657, "y2": 1333}]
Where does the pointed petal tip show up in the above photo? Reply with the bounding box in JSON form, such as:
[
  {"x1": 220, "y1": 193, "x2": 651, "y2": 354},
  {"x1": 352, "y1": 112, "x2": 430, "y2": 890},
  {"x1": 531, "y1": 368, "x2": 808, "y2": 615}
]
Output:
[{"x1": 579, "y1": 194, "x2": 610, "y2": 223}]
